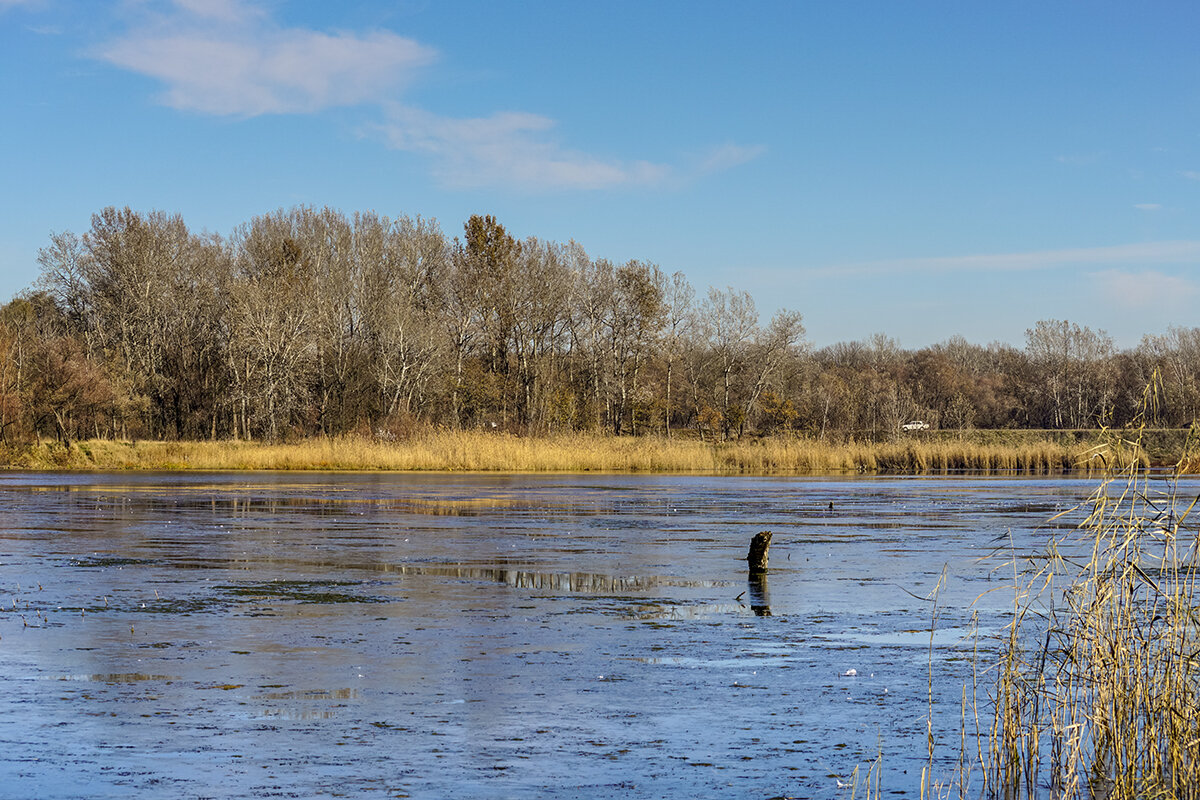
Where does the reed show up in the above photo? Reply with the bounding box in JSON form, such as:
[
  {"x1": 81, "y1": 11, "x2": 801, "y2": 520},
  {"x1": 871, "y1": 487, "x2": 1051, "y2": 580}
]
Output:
[
  {"x1": 0, "y1": 430, "x2": 1157, "y2": 474},
  {"x1": 976, "y1": 422, "x2": 1200, "y2": 799}
]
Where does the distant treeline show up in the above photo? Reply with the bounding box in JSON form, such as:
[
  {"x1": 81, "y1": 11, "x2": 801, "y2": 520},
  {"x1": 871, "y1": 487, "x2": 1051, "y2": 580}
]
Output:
[{"x1": 2, "y1": 205, "x2": 1197, "y2": 444}]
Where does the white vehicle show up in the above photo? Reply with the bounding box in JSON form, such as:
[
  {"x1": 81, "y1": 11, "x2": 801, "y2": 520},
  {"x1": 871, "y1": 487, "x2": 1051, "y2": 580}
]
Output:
[{"x1": 901, "y1": 420, "x2": 930, "y2": 431}]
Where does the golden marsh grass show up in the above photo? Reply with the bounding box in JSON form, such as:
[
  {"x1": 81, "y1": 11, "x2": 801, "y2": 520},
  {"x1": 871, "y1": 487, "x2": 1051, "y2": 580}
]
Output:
[{"x1": 0, "y1": 430, "x2": 1157, "y2": 474}]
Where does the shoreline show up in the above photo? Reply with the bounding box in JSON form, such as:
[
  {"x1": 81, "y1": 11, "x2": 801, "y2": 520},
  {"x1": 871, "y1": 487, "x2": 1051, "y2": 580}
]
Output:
[{"x1": 1, "y1": 429, "x2": 1187, "y2": 475}]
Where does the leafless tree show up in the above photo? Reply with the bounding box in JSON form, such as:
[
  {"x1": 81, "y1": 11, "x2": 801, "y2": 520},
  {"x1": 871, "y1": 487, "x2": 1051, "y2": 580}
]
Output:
[
  {"x1": 227, "y1": 209, "x2": 321, "y2": 439},
  {"x1": 661, "y1": 271, "x2": 694, "y2": 437},
  {"x1": 700, "y1": 286, "x2": 759, "y2": 438},
  {"x1": 359, "y1": 213, "x2": 446, "y2": 423}
]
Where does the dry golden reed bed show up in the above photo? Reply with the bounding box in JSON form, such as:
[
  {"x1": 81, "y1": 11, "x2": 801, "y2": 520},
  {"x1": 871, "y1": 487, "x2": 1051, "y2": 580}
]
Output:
[
  {"x1": 1, "y1": 430, "x2": 1157, "y2": 474},
  {"x1": 959, "y1": 428, "x2": 1200, "y2": 799}
]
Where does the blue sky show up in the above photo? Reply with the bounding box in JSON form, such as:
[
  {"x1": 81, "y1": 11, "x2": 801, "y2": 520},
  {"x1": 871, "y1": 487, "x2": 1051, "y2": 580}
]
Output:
[{"x1": 1, "y1": 0, "x2": 1198, "y2": 349}]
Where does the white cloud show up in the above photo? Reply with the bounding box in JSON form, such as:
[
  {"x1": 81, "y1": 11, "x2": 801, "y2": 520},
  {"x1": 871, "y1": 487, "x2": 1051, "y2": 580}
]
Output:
[
  {"x1": 0, "y1": 0, "x2": 40, "y2": 9},
  {"x1": 1090, "y1": 269, "x2": 1200, "y2": 310},
  {"x1": 813, "y1": 241, "x2": 1200, "y2": 277},
  {"x1": 1182, "y1": 170, "x2": 1200, "y2": 181},
  {"x1": 381, "y1": 105, "x2": 671, "y2": 191},
  {"x1": 95, "y1": 0, "x2": 756, "y2": 191},
  {"x1": 1133, "y1": 203, "x2": 1162, "y2": 211},
  {"x1": 97, "y1": 3, "x2": 436, "y2": 115}
]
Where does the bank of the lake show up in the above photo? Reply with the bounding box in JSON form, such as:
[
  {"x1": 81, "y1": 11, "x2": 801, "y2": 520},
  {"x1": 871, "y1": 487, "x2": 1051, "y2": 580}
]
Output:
[{"x1": 3, "y1": 427, "x2": 1188, "y2": 473}]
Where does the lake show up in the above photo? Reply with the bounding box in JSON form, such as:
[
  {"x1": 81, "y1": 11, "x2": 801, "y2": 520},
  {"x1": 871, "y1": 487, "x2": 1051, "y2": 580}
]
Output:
[{"x1": 0, "y1": 471, "x2": 1182, "y2": 798}]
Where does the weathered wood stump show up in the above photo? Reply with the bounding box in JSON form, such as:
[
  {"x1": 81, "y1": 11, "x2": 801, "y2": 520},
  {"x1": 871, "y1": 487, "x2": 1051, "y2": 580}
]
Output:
[{"x1": 747, "y1": 530, "x2": 772, "y2": 575}]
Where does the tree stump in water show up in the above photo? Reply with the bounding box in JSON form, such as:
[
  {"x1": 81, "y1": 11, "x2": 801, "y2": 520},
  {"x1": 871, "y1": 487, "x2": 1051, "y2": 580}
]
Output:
[{"x1": 747, "y1": 531, "x2": 772, "y2": 575}]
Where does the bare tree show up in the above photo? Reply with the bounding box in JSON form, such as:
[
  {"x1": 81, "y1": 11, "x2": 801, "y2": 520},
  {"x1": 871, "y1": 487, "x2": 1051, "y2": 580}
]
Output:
[
  {"x1": 661, "y1": 271, "x2": 694, "y2": 437},
  {"x1": 359, "y1": 213, "x2": 447, "y2": 423},
  {"x1": 1139, "y1": 326, "x2": 1200, "y2": 426},
  {"x1": 463, "y1": 214, "x2": 520, "y2": 381},
  {"x1": 227, "y1": 210, "x2": 320, "y2": 440},
  {"x1": 569, "y1": 255, "x2": 614, "y2": 430},
  {"x1": 38, "y1": 207, "x2": 221, "y2": 438},
  {"x1": 1026, "y1": 320, "x2": 1115, "y2": 428},
  {"x1": 509, "y1": 237, "x2": 571, "y2": 427},
  {"x1": 739, "y1": 309, "x2": 805, "y2": 433},
  {"x1": 700, "y1": 286, "x2": 759, "y2": 438},
  {"x1": 606, "y1": 260, "x2": 665, "y2": 434}
]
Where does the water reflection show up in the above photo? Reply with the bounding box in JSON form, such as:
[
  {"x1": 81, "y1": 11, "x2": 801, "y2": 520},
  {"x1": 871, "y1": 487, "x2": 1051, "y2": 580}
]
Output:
[
  {"x1": 386, "y1": 563, "x2": 717, "y2": 593},
  {"x1": 258, "y1": 688, "x2": 360, "y2": 700},
  {"x1": 2, "y1": 471, "x2": 1191, "y2": 799},
  {"x1": 747, "y1": 574, "x2": 772, "y2": 616},
  {"x1": 41, "y1": 673, "x2": 175, "y2": 683}
]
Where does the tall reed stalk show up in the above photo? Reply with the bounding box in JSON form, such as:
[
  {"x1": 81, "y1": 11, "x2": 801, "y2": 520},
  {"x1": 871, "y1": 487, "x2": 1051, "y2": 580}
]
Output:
[{"x1": 981, "y1": 421, "x2": 1200, "y2": 799}]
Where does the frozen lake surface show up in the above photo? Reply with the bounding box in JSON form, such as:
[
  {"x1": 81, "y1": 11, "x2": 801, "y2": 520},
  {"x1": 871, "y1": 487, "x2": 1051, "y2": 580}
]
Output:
[{"x1": 1, "y1": 470, "x2": 1183, "y2": 798}]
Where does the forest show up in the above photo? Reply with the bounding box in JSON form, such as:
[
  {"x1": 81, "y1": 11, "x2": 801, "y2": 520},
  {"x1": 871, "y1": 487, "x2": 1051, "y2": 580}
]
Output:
[{"x1": 3, "y1": 205, "x2": 1198, "y2": 446}]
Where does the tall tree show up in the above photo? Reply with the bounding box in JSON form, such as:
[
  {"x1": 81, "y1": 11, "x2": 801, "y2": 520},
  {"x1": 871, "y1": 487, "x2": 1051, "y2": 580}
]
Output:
[
  {"x1": 359, "y1": 212, "x2": 446, "y2": 422},
  {"x1": 462, "y1": 214, "x2": 520, "y2": 381},
  {"x1": 227, "y1": 209, "x2": 320, "y2": 440},
  {"x1": 509, "y1": 237, "x2": 571, "y2": 427},
  {"x1": 38, "y1": 207, "x2": 216, "y2": 438},
  {"x1": 739, "y1": 309, "x2": 805, "y2": 433},
  {"x1": 1025, "y1": 320, "x2": 1115, "y2": 428},
  {"x1": 700, "y1": 286, "x2": 759, "y2": 438},
  {"x1": 606, "y1": 260, "x2": 665, "y2": 434},
  {"x1": 661, "y1": 271, "x2": 694, "y2": 437}
]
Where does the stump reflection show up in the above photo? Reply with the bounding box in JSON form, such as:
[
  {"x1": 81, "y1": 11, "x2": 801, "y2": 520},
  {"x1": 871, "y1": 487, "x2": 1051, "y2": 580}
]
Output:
[{"x1": 747, "y1": 574, "x2": 771, "y2": 616}]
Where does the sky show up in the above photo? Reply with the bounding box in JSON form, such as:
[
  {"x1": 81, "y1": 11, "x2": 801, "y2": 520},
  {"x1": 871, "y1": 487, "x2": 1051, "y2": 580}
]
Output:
[{"x1": 1, "y1": 0, "x2": 1198, "y2": 350}]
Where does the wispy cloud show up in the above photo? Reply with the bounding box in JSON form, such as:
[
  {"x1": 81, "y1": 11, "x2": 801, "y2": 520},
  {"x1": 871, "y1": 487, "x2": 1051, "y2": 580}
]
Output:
[
  {"x1": 0, "y1": 0, "x2": 40, "y2": 9},
  {"x1": 1090, "y1": 269, "x2": 1200, "y2": 310},
  {"x1": 697, "y1": 143, "x2": 767, "y2": 174},
  {"x1": 1133, "y1": 203, "x2": 1162, "y2": 211},
  {"x1": 376, "y1": 114, "x2": 765, "y2": 191},
  {"x1": 811, "y1": 241, "x2": 1200, "y2": 277},
  {"x1": 1182, "y1": 170, "x2": 1200, "y2": 181},
  {"x1": 380, "y1": 105, "x2": 671, "y2": 191},
  {"x1": 94, "y1": 0, "x2": 756, "y2": 191}
]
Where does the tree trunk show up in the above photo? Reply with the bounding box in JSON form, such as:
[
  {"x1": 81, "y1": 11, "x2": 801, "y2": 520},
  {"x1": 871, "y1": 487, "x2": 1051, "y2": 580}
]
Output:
[{"x1": 747, "y1": 530, "x2": 772, "y2": 575}]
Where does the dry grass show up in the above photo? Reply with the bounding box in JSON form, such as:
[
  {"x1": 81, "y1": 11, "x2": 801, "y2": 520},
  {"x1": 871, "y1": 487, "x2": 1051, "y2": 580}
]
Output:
[
  {"x1": 965, "y1": 424, "x2": 1200, "y2": 799},
  {"x1": 0, "y1": 430, "x2": 1155, "y2": 474}
]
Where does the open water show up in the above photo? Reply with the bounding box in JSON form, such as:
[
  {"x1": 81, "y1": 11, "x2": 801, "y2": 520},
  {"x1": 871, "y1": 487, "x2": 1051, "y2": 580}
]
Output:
[{"x1": 0, "y1": 471, "x2": 1189, "y2": 799}]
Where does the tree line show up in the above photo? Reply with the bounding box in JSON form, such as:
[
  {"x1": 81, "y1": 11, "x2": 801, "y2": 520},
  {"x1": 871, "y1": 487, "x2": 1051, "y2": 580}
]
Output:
[{"x1": 1, "y1": 205, "x2": 1197, "y2": 444}]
